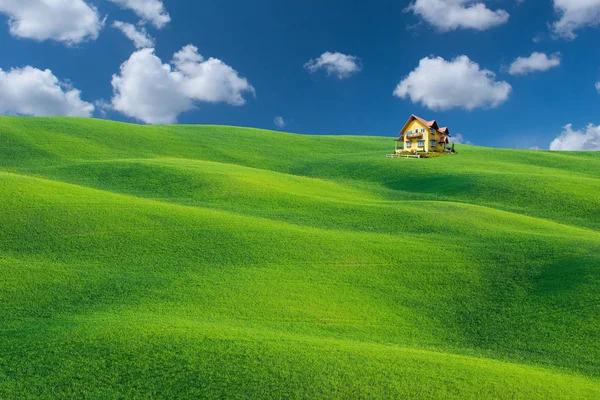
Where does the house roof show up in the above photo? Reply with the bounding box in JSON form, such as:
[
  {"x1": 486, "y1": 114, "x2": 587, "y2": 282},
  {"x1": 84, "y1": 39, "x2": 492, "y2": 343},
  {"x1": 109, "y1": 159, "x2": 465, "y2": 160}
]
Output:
[
  {"x1": 439, "y1": 127, "x2": 450, "y2": 136},
  {"x1": 399, "y1": 114, "x2": 444, "y2": 135},
  {"x1": 412, "y1": 115, "x2": 439, "y2": 130},
  {"x1": 439, "y1": 137, "x2": 449, "y2": 144}
]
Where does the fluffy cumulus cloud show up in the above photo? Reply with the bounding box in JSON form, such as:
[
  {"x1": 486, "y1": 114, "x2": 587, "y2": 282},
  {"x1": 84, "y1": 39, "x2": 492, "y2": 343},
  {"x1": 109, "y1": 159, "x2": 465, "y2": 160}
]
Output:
[
  {"x1": 552, "y1": 0, "x2": 600, "y2": 39},
  {"x1": 111, "y1": 46, "x2": 255, "y2": 124},
  {"x1": 407, "y1": 0, "x2": 509, "y2": 31},
  {"x1": 508, "y1": 52, "x2": 561, "y2": 75},
  {"x1": 112, "y1": 21, "x2": 154, "y2": 48},
  {"x1": 109, "y1": 0, "x2": 170, "y2": 28},
  {"x1": 0, "y1": 66, "x2": 94, "y2": 116},
  {"x1": 304, "y1": 52, "x2": 362, "y2": 79},
  {"x1": 596, "y1": 82, "x2": 600, "y2": 93},
  {"x1": 550, "y1": 124, "x2": 600, "y2": 151},
  {"x1": 394, "y1": 56, "x2": 511, "y2": 111},
  {"x1": 0, "y1": 0, "x2": 103, "y2": 44},
  {"x1": 274, "y1": 116, "x2": 285, "y2": 128}
]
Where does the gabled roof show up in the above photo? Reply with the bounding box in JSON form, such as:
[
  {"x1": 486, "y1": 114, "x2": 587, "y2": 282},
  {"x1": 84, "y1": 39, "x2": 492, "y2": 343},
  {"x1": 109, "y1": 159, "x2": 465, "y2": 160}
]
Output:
[
  {"x1": 425, "y1": 120, "x2": 439, "y2": 129},
  {"x1": 439, "y1": 127, "x2": 450, "y2": 136},
  {"x1": 399, "y1": 114, "x2": 441, "y2": 135},
  {"x1": 412, "y1": 115, "x2": 439, "y2": 130}
]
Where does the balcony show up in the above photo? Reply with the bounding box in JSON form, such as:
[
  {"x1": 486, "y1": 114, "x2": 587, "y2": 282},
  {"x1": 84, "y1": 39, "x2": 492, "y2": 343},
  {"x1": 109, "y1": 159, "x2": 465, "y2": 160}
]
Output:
[{"x1": 406, "y1": 132, "x2": 423, "y2": 138}]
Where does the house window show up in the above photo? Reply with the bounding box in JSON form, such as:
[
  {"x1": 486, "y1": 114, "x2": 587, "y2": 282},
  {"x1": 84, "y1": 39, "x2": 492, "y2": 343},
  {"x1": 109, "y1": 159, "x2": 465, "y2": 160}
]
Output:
[
  {"x1": 407, "y1": 130, "x2": 412, "y2": 134},
  {"x1": 430, "y1": 128, "x2": 435, "y2": 134},
  {"x1": 417, "y1": 140, "x2": 425, "y2": 147},
  {"x1": 431, "y1": 140, "x2": 436, "y2": 148},
  {"x1": 421, "y1": 128, "x2": 426, "y2": 133},
  {"x1": 406, "y1": 141, "x2": 412, "y2": 148}
]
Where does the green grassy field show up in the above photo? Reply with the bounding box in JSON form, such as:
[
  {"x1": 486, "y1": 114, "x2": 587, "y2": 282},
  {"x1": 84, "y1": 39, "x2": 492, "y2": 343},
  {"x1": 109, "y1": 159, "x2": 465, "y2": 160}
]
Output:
[{"x1": 1, "y1": 116, "x2": 599, "y2": 399}]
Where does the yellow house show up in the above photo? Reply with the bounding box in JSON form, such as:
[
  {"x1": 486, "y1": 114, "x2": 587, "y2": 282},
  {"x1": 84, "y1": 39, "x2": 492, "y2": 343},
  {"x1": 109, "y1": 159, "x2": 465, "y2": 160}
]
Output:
[{"x1": 395, "y1": 115, "x2": 451, "y2": 153}]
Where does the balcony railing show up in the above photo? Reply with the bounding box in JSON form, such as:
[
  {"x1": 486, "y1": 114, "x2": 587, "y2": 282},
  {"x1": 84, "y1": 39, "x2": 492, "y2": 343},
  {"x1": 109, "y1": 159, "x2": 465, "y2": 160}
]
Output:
[{"x1": 406, "y1": 132, "x2": 423, "y2": 138}]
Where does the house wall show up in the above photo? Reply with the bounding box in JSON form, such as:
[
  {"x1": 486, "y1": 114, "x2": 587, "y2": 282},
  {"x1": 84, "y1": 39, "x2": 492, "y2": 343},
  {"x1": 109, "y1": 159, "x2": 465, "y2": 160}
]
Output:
[
  {"x1": 429, "y1": 130, "x2": 442, "y2": 152},
  {"x1": 404, "y1": 119, "x2": 427, "y2": 152},
  {"x1": 403, "y1": 119, "x2": 442, "y2": 152}
]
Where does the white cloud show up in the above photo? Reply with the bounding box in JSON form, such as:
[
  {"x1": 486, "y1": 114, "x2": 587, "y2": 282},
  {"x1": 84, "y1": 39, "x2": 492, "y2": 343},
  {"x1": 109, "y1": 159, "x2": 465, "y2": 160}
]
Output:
[
  {"x1": 304, "y1": 52, "x2": 362, "y2": 79},
  {"x1": 0, "y1": 0, "x2": 103, "y2": 44},
  {"x1": 274, "y1": 116, "x2": 285, "y2": 128},
  {"x1": 407, "y1": 0, "x2": 509, "y2": 31},
  {"x1": 508, "y1": 52, "x2": 561, "y2": 75},
  {"x1": 94, "y1": 100, "x2": 112, "y2": 118},
  {"x1": 111, "y1": 46, "x2": 255, "y2": 124},
  {"x1": 113, "y1": 21, "x2": 154, "y2": 48},
  {"x1": 172, "y1": 45, "x2": 255, "y2": 105},
  {"x1": 393, "y1": 55, "x2": 511, "y2": 111},
  {"x1": 451, "y1": 133, "x2": 465, "y2": 144},
  {"x1": 532, "y1": 34, "x2": 544, "y2": 43},
  {"x1": 450, "y1": 133, "x2": 474, "y2": 145},
  {"x1": 109, "y1": 0, "x2": 170, "y2": 29},
  {"x1": 596, "y1": 81, "x2": 600, "y2": 93},
  {"x1": 0, "y1": 66, "x2": 94, "y2": 117},
  {"x1": 550, "y1": 123, "x2": 600, "y2": 151},
  {"x1": 552, "y1": 0, "x2": 600, "y2": 39}
]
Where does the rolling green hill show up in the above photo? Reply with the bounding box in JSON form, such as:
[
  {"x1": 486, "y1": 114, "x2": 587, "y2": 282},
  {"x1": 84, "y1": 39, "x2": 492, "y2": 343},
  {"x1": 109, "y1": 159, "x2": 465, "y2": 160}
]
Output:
[{"x1": 1, "y1": 116, "x2": 599, "y2": 399}]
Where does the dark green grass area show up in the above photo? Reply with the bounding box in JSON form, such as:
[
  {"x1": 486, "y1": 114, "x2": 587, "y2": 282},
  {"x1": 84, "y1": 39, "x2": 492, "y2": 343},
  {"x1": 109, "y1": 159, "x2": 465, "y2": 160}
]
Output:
[{"x1": 1, "y1": 117, "x2": 599, "y2": 398}]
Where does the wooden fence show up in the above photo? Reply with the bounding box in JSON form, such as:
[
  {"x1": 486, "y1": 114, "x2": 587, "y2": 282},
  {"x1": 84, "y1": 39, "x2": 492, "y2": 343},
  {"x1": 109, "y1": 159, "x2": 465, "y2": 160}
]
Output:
[{"x1": 386, "y1": 154, "x2": 421, "y2": 159}]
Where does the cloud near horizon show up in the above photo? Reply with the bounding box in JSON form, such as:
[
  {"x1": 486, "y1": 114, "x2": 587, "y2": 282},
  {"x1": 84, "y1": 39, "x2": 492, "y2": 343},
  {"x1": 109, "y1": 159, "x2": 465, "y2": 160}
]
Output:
[
  {"x1": 407, "y1": 0, "x2": 509, "y2": 31},
  {"x1": 450, "y1": 133, "x2": 473, "y2": 145},
  {"x1": 274, "y1": 116, "x2": 286, "y2": 128},
  {"x1": 550, "y1": 123, "x2": 600, "y2": 150},
  {"x1": 110, "y1": 46, "x2": 255, "y2": 124},
  {"x1": 0, "y1": 66, "x2": 94, "y2": 117},
  {"x1": 394, "y1": 55, "x2": 511, "y2": 111},
  {"x1": 0, "y1": 0, "x2": 103, "y2": 44},
  {"x1": 304, "y1": 52, "x2": 362, "y2": 79}
]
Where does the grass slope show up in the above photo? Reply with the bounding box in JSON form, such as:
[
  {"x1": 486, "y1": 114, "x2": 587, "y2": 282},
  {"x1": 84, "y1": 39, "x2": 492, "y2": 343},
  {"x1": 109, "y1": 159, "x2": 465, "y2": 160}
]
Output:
[{"x1": 1, "y1": 116, "x2": 600, "y2": 399}]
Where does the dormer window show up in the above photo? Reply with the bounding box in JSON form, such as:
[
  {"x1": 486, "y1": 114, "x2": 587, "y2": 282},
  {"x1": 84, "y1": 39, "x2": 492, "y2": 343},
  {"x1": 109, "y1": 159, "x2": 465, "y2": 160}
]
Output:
[{"x1": 430, "y1": 128, "x2": 435, "y2": 134}]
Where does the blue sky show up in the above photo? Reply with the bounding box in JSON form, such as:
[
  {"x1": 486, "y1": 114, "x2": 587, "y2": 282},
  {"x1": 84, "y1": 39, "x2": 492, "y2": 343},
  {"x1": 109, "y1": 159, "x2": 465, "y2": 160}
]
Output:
[{"x1": 0, "y1": 0, "x2": 599, "y2": 150}]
